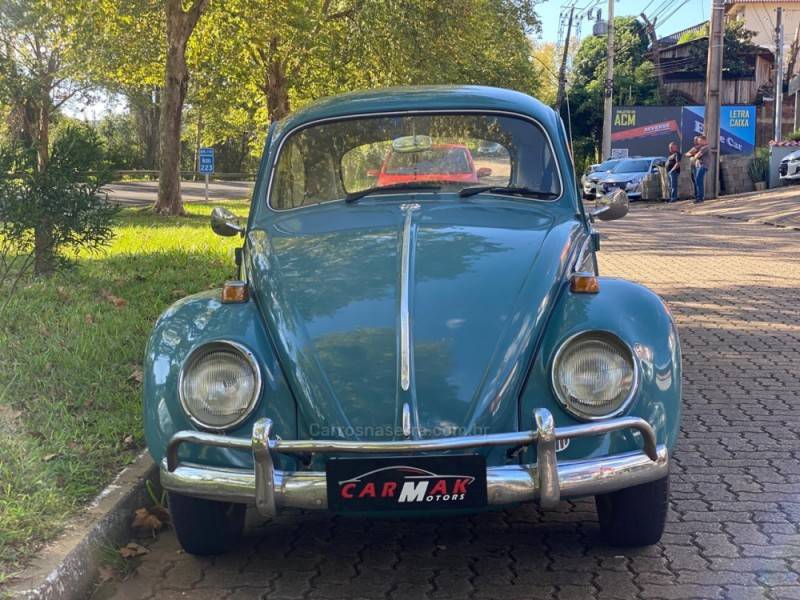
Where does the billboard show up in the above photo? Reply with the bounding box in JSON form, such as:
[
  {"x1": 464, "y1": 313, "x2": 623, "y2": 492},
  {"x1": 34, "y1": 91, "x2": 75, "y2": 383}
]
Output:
[
  {"x1": 611, "y1": 107, "x2": 682, "y2": 158},
  {"x1": 680, "y1": 105, "x2": 756, "y2": 155},
  {"x1": 610, "y1": 105, "x2": 756, "y2": 157}
]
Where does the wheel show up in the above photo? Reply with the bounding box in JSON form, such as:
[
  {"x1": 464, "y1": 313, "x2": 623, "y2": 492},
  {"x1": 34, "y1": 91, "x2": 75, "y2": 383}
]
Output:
[
  {"x1": 595, "y1": 475, "x2": 669, "y2": 547},
  {"x1": 168, "y1": 492, "x2": 245, "y2": 555}
]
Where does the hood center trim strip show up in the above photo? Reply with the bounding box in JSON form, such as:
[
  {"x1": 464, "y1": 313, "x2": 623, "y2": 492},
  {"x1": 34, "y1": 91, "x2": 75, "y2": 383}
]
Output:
[{"x1": 399, "y1": 203, "x2": 420, "y2": 392}]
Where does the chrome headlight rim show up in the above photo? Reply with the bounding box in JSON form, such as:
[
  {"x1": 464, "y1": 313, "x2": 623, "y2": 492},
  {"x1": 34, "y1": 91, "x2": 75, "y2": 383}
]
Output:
[
  {"x1": 178, "y1": 340, "x2": 262, "y2": 432},
  {"x1": 549, "y1": 330, "x2": 639, "y2": 422}
]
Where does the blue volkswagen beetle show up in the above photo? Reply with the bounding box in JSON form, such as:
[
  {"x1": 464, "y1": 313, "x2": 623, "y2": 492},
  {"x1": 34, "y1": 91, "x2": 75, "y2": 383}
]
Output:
[{"x1": 145, "y1": 86, "x2": 681, "y2": 555}]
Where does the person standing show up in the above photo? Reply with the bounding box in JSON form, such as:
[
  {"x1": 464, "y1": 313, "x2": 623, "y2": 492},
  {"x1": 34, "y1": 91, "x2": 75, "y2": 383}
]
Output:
[
  {"x1": 666, "y1": 142, "x2": 681, "y2": 202},
  {"x1": 693, "y1": 135, "x2": 710, "y2": 203},
  {"x1": 686, "y1": 135, "x2": 700, "y2": 195}
]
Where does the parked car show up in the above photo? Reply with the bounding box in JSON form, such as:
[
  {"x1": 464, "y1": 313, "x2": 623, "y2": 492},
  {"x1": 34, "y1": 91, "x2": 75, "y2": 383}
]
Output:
[
  {"x1": 371, "y1": 142, "x2": 491, "y2": 186},
  {"x1": 582, "y1": 158, "x2": 623, "y2": 199},
  {"x1": 779, "y1": 149, "x2": 800, "y2": 183},
  {"x1": 145, "y1": 86, "x2": 681, "y2": 556},
  {"x1": 600, "y1": 156, "x2": 666, "y2": 199}
]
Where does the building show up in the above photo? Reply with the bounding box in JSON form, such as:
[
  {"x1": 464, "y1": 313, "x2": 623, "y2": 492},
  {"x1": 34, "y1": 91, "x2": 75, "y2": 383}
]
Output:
[{"x1": 726, "y1": 0, "x2": 800, "y2": 73}]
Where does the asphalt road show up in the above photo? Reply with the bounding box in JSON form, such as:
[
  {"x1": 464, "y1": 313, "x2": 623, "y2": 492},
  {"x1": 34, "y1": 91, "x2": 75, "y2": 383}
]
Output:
[
  {"x1": 97, "y1": 197, "x2": 800, "y2": 600},
  {"x1": 104, "y1": 180, "x2": 253, "y2": 206}
]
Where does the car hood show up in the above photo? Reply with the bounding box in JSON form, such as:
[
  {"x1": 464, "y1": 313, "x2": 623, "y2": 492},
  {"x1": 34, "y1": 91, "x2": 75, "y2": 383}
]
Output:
[
  {"x1": 589, "y1": 170, "x2": 613, "y2": 182},
  {"x1": 603, "y1": 172, "x2": 644, "y2": 184},
  {"x1": 783, "y1": 150, "x2": 800, "y2": 162},
  {"x1": 246, "y1": 198, "x2": 580, "y2": 442}
]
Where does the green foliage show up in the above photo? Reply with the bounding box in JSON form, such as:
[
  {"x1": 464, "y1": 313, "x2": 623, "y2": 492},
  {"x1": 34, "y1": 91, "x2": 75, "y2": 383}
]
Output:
[
  {"x1": 0, "y1": 200, "x2": 248, "y2": 578},
  {"x1": 680, "y1": 21, "x2": 758, "y2": 79},
  {"x1": 786, "y1": 130, "x2": 800, "y2": 142},
  {"x1": 180, "y1": 0, "x2": 542, "y2": 166},
  {"x1": 0, "y1": 125, "x2": 117, "y2": 285},
  {"x1": 568, "y1": 17, "x2": 655, "y2": 167},
  {"x1": 748, "y1": 151, "x2": 769, "y2": 183}
]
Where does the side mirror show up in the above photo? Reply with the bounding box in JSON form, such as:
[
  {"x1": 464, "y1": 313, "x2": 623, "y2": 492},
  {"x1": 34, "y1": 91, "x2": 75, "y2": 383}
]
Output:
[
  {"x1": 477, "y1": 167, "x2": 492, "y2": 178},
  {"x1": 211, "y1": 207, "x2": 244, "y2": 237},
  {"x1": 366, "y1": 168, "x2": 379, "y2": 177},
  {"x1": 591, "y1": 189, "x2": 628, "y2": 221}
]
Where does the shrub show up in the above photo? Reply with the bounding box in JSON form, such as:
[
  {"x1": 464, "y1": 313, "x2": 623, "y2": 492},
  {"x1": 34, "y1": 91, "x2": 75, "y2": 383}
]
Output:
[
  {"x1": 747, "y1": 153, "x2": 769, "y2": 184},
  {"x1": 0, "y1": 125, "x2": 118, "y2": 309}
]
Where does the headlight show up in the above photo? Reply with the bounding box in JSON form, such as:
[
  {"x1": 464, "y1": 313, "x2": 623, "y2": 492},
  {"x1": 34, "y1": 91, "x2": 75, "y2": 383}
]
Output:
[
  {"x1": 179, "y1": 341, "x2": 261, "y2": 431},
  {"x1": 551, "y1": 331, "x2": 637, "y2": 420},
  {"x1": 625, "y1": 180, "x2": 641, "y2": 191}
]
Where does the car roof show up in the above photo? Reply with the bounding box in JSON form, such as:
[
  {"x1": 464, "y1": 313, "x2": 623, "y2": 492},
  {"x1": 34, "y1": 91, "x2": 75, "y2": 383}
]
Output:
[{"x1": 276, "y1": 85, "x2": 559, "y2": 132}]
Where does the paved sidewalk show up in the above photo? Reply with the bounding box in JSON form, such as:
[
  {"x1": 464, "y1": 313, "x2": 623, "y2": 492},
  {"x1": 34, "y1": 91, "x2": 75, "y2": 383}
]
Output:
[
  {"x1": 679, "y1": 186, "x2": 800, "y2": 230},
  {"x1": 96, "y1": 205, "x2": 800, "y2": 600}
]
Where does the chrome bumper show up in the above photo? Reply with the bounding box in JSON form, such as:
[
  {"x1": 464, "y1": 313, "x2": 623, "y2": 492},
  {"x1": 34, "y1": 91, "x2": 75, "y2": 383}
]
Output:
[{"x1": 161, "y1": 408, "x2": 668, "y2": 517}]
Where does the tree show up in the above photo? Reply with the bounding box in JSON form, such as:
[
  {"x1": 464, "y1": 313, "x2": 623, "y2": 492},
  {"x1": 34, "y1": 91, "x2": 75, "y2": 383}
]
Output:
[
  {"x1": 0, "y1": 0, "x2": 95, "y2": 273},
  {"x1": 0, "y1": 0, "x2": 89, "y2": 172},
  {"x1": 154, "y1": 0, "x2": 209, "y2": 215},
  {"x1": 681, "y1": 21, "x2": 758, "y2": 79},
  {"x1": 567, "y1": 17, "x2": 656, "y2": 166}
]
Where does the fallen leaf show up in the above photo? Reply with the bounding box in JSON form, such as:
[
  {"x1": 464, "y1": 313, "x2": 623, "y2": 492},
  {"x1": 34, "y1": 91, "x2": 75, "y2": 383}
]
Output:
[
  {"x1": 118, "y1": 542, "x2": 149, "y2": 558},
  {"x1": 127, "y1": 367, "x2": 144, "y2": 384},
  {"x1": 100, "y1": 289, "x2": 128, "y2": 308},
  {"x1": 122, "y1": 435, "x2": 135, "y2": 449},
  {"x1": 97, "y1": 565, "x2": 115, "y2": 582},
  {"x1": 171, "y1": 289, "x2": 186, "y2": 297},
  {"x1": 56, "y1": 286, "x2": 70, "y2": 301},
  {"x1": 132, "y1": 507, "x2": 164, "y2": 533},
  {"x1": 43, "y1": 453, "x2": 59, "y2": 462},
  {"x1": 84, "y1": 314, "x2": 94, "y2": 325},
  {"x1": 28, "y1": 430, "x2": 45, "y2": 440}
]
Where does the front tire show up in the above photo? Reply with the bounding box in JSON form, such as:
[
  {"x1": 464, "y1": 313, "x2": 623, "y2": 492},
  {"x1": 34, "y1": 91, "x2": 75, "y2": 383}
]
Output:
[
  {"x1": 168, "y1": 492, "x2": 245, "y2": 555},
  {"x1": 595, "y1": 475, "x2": 669, "y2": 547}
]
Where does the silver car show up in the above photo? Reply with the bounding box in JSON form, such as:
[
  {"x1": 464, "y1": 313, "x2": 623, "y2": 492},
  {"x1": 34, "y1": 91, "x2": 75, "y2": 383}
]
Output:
[
  {"x1": 599, "y1": 157, "x2": 666, "y2": 200},
  {"x1": 779, "y1": 149, "x2": 800, "y2": 182},
  {"x1": 582, "y1": 159, "x2": 623, "y2": 199}
]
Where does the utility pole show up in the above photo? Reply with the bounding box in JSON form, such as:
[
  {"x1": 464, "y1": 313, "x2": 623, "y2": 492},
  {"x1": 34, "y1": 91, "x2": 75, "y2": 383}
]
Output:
[
  {"x1": 704, "y1": 0, "x2": 724, "y2": 199},
  {"x1": 556, "y1": 6, "x2": 575, "y2": 112},
  {"x1": 774, "y1": 7, "x2": 784, "y2": 142},
  {"x1": 601, "y1": 0, "x2": 614, "y2": 160}
]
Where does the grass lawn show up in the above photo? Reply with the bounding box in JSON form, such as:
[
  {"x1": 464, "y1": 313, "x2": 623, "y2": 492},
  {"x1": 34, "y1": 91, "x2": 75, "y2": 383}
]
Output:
[{"x1": 0, "y1": 200, "x2": 249, "y2": 583}]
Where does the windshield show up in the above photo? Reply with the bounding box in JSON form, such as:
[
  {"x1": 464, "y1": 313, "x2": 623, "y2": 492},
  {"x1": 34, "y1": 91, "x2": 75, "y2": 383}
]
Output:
[
  {"x1": 596, "y1": 159, "x2": 621, "y2": 172},
  {"x1": 611, "y1": 159, "x2": 650, "y2": 174},
  {"x1": 270, "y1": 113, "x2": 561, "y2": 210}
]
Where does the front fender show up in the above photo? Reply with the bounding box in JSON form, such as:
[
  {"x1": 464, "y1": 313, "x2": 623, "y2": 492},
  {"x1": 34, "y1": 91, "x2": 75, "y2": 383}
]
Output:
[
  {"x1": 520, "y1": 277, "x2": 681, "y2": 463},
  {"x1": 143, "y1": 290, "x2": 297, "y2": 470}
]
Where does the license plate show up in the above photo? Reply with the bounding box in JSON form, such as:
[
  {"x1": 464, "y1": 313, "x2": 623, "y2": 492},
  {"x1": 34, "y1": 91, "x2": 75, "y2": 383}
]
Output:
[{"x1": 326, "y1": 454, "x2": 487, "y2": 512}]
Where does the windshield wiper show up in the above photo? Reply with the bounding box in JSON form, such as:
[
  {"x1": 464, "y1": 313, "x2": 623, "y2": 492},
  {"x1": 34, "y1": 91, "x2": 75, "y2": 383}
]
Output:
[
  {"x1": 346, "y1": 183, "x2": 442, "y2": 203},
  {"x1": 459, "y1": 185, "x2": 559, "y2": 199}
]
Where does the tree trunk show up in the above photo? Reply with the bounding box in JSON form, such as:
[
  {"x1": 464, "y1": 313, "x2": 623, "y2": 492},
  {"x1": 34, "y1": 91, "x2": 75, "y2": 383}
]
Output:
[
  {"x1": 154, "y1": 0, "x2": 208, "y2": 215},
  {"x1": 129, "y1": 87, "x2": 161, "y2": 172},
  {"x1": 33, "y1": 96, "x2": 54, "y2": 275},
  {"x1": 265, "y1": 38, "x2": 290, "y2": 122}
]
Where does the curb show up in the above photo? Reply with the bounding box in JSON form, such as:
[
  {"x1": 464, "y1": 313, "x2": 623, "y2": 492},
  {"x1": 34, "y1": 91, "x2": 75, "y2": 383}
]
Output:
[{"x1": 5, "y1": 452, "x2": 158, "y2": 600}]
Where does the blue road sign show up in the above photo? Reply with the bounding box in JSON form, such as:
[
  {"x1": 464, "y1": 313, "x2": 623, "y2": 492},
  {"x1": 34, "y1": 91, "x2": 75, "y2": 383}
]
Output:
[{"x1": 199, "y1": 147, "x2": 215, "y2": 174}]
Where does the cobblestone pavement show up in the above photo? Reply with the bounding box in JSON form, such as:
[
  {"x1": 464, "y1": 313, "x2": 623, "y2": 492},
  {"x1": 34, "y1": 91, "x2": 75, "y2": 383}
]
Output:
[
  {"x1": 680, "y1": 186, "x2": 800, "y2": 230},
  {"x1": 99, "y1": 205, "x2": 800, "y2": 600}
]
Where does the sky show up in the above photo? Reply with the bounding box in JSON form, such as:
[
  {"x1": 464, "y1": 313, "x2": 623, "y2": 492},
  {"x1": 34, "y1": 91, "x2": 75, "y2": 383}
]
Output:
[{"x1": 534, "y1": 0, "x2": 709, "y2": 44}]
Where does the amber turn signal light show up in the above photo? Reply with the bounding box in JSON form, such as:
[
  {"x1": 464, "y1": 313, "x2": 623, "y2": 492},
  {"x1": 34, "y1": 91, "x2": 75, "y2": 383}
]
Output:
[
  {"x1": 222, "y1": 280, "x2": 249, "y2": 303},
  {"x1": 570, "y1": 274, "x2": 599, "y2": 294}
]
